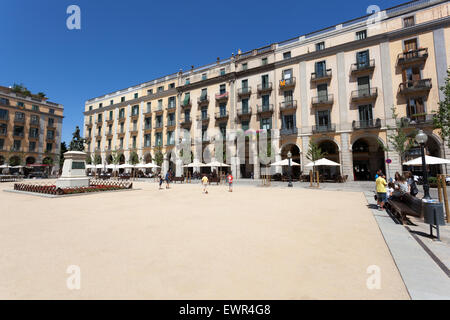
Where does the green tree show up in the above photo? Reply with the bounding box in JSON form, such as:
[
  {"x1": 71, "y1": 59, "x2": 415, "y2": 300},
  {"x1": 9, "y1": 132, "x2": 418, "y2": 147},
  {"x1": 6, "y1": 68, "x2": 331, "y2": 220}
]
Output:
[
  {"x1": 94, "y1": 154, "x2": 102, "y2": 165},
  {"x1": 306, "y1": 141, "x2": 327, "y2": 183},
  {"x1": 86, "y1": 154, "x2": 92, "y2": 165},
  {"x1": 129, "y1": 151, "x2": 139, "y2": 165},
  {"x1": 385, "y1": 106, "x2": 417, "y2": 167},
  {"x1": 154, "y1": 147, "x2": 164, "y2": 166},
  {"x1": 434, "y1": 69, "x2": 450, "y2": 148}
]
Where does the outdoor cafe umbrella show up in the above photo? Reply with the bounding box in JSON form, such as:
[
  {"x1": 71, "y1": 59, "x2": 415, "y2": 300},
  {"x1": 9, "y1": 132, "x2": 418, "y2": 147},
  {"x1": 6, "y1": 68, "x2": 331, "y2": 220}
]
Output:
[
  {"x1": 135, "y1": 163, "x2": 160, "y2": 169},
  {"x1": 270, "y1": 159, "x2": 301, "y2": 167},
  {"x1": 205, "y1": 161, "x2": 230, "y2": 168},
  {"x1": 403, "y1": 155, "x2": 450, "y2": 166},
  {"x1": 0, "y1": 164, "x2": 10, "y2": 169},
  {"x1": 305, "y1": 158, "x2": 341, "y2": 167},
  {"x1": 86, "y1": 164, "x2": 95, "y2": 169},
  {"x1": 183, "y1": 161, "x2": 207, "y2": 168}
]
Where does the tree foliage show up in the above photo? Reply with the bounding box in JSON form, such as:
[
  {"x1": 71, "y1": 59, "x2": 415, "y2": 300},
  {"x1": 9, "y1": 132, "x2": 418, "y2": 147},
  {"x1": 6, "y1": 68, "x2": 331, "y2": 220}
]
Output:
[
  {"x1": 154, "y1": 147, "x2": 164, "y2": 166},
  {"x1": 129, "y1": 151, "x2": 139, "y2": 165},
  {"x1": 306, "y1": 141, "x2": 327, "y2": 163},
  {"x1": 434, "y1": 69, "x2": 450, "y2": 148},
  {"x1": 385, "y1": 106, "x2": 416, "y2": 163},
  {"x1": 59, "y1": 142, "x2": 68, "y2": 168}
]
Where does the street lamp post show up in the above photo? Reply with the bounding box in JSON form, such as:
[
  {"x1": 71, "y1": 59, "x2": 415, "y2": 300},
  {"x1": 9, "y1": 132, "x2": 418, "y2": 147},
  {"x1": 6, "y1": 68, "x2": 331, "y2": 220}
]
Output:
[
  {"x1": 287, "y1": 151, "x2": 293, "y2": 188},
  {"x1": 415, "y1": 130, "x2": 431, "y2": 200}
]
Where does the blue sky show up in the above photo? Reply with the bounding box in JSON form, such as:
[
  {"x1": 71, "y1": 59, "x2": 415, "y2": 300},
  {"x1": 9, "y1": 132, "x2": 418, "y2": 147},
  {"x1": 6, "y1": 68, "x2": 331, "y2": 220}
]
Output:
[{"x1": 0, "y1": 0, "x2": 405, "y2": 143}]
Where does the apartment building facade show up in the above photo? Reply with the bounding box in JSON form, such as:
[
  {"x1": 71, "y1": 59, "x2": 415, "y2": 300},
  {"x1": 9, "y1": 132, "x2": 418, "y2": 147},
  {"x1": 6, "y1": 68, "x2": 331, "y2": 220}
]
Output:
[
  {"x1": 83, "y1": 0, "x2": 450, "y2": 181},
  {"x1": 0, "y1": 86, "x2": 64, "y2": 170}
]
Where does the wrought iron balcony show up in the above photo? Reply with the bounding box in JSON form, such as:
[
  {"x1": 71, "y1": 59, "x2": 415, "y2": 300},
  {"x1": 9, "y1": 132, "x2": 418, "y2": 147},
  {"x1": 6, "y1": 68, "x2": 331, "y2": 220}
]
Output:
[
  {"x1": 0, "y1": 115, "x2": 9, "y2": 122},
  {"x1": 166, "y1": 120, "x2": 176, "y2": 128},
  {"x1": 215, "y1": 111, "x2": 229, "y2": 120},
  {"x1": 352, "y1": 119, "x2": 382, "y2": 130},
  {"x1": 311, "y1": 94, "x2": 334, "y2": 107},
  {"x1": 117, "y1": 115, "x2": 126, "y2": 121},
  {"x1": 397, "y1": 48, "x2": 428, "y2": 66},
  {"x1": 279, "y1": 77, "x2": 296, "y2": 89},
  {"x1": 14, "y1": 117, "x2": 25, "y2": 124},
  {"x1": 166, "y1": 103, "x2": 176, "y2": 111},
  {"x1": 351, "y1": 59, "x2": 375, "y2": 74},
  {"x1": 280, "y1": 128, "x2": 298, "y2": 136},
  {"x1": 181, "y1": 99, "x2": 191, "y2": 108},
  {"x1": 197, "y1": 114, "x2": 210, "y2": 122},
  {"x1": 198, "y1": 95, "x2": 210, "y2": 105},
  {"x1": 257, "y1": 104, "x2": 274, "y2": 114},
  {"x1": 312, "y1": 124, "x2": 336, "y2": 134},
  {"x1": 399, "y1": 79, "x2": 432, "y2": 95},
  {"x1": 0, "y1": 130, "x2": 7, "y2": 136},
  {"x1": 180, "y1": 116, "x2": 192, "y2": 127},
  {"x1": 279, "y1": 100, "x2": 297, "y2": 111},
  {"x1": 311, "y1": 69, "x2": 332, "y2": 82},
  {"x1": 237, "y1": 87, "x2": 252, "y2": 97},
  {"x1": 106, "y1": 117, "x2": 114, "y2": 124},
  {"x1": 154, "y1": 107, "x2": 164, "y2": 114},
  {"x1": 236, "y1": 107, "x2": 252, "y2": 118},
  {"x1": 404, "y1": 114, "x2": 434, "y2": 125},
  {"x1": 215, "y1": 92, "x2": 229, "y2": 101},
  {"x1": 351, "y1": 88, "x2": 378, "y2": 102},
  {"x1": 257, "y1": 82, "x2": 273, "y2": 93},
  {"x1": 86, "y1": 120, "x2": 93, "y2": 127}
]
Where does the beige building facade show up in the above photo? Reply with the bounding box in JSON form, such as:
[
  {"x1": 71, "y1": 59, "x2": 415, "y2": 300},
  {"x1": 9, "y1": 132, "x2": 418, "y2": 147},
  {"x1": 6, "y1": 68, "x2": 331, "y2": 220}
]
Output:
[
  {"x1": 83, "y1": 0, "x2": 450, "y2": 180},
  {"x1": 0, "y1": 86, "x2": 64, "y2": 171}
]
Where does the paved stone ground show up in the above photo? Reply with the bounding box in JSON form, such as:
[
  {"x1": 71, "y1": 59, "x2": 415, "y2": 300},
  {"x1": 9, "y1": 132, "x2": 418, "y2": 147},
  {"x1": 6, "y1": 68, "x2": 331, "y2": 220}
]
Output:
[{"x1": 0, "y1": 180, "x2": 409, "y2": 300}]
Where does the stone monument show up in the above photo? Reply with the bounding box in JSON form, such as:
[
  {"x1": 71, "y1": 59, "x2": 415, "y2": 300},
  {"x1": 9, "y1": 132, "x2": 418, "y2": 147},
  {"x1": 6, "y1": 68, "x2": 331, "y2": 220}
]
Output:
[{"x1": 55, "y1": 127, "x2": 90, "y2": 188}]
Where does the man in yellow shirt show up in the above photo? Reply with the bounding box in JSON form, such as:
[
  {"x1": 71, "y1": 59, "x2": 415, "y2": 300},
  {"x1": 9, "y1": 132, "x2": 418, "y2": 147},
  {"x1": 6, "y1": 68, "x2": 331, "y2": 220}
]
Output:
[
  {"x1": 201, "y1": 175, "x2": 209, "y2": 194},
  {"x1": 376, "y1": 174, "x2": 387, "y2": 210}
]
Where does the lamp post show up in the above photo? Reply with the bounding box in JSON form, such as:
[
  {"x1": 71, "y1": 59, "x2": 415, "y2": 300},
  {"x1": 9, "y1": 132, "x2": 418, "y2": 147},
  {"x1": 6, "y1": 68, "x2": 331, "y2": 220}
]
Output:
[
  {"x1": 415, "y1": 130, "x2": 431, "y2": 200},
  {"x1": 287, "y1": 151, "x2": 293, "y2": 188}
]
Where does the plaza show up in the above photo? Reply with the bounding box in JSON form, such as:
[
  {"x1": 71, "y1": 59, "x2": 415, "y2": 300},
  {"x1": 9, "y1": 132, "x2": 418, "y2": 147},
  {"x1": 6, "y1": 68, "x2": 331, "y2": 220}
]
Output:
[{"x1": 1, "y1": 179, "x2": 443, "y2": 300}]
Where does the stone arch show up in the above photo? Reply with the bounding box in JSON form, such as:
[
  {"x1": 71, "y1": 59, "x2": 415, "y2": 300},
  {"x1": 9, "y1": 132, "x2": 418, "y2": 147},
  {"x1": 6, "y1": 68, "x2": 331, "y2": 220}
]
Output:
[
  {"x1": 25, "y1": 156, "x2": 36, "y2": 165},
  {"x1": 313, "y1": 139, "x2": 341, "y2": 179},
  {"x1": 352, "y1": 136, "x2": 385, "y2": 181},
  {"x1": 0, "y1": 155, "x2": 5, "y2": 165},
  {"x1": 9, "y1": 156, "x2": 22, "y2": 166},
  {"x1": 143, "y1": 152, "x2": 153, "y2": 164},
  {"x1": 312, "y1": 136, "x2": 341, "y2": 152},
  {"x1": 280, "y1": 143, "x2": 302, "y2": 178}
]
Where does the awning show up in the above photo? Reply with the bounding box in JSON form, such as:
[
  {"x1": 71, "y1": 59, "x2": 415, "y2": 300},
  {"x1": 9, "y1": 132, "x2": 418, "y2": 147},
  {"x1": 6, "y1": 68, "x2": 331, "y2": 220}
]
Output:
[{"x1": 403, "y1": 155, "x2": 450, "y2": 166}]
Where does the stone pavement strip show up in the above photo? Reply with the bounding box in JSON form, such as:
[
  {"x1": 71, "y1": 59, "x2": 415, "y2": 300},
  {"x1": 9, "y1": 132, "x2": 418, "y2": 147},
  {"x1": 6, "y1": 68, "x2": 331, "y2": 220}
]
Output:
[{"x1": 364, "y1": 191, "x2": 450, "y2": 300}]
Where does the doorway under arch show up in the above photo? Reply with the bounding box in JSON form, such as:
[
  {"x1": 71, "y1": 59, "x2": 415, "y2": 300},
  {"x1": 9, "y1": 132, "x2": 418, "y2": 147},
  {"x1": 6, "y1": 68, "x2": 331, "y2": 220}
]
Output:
[
  {"x1": 281, "y1": 144, "x2": 301, "y2": 179},
  {"x1": 317, "y1": 140, "x2": 340, "y2": 179},
  {"x1": 26, "y1": 156, "x2": 36, "y2": 165},
  {"x1": 352, "y1": 137, "x2": 385, "y2": 181}
]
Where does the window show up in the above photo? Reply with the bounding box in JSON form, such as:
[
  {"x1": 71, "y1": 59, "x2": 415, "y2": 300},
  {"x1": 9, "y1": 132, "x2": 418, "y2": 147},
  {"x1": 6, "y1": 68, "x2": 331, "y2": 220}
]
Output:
[
  {"x1": 315, "y1": 61, "x2": 326, "y2": 77},
  {"x1": 120, "y1": 138, "x2": 124, "y2": 149},
  {"x1": 283, "y1": 114, "x2": 295, "y2": 130},
  {"x1": 157, "y1": 99, "x2": 163, "y2": 110},
  {"x1": 262, "y1": 74, "x2": 269, "y2": 88},
  {"x1": 134, "y1": 93, "x2": 138, "y2": 99},
  {"x1": 356, "y1": 50, "x2": 370, "y2": 68},
  {"x1": 144, "y1": 134, "x2": 151, "y2": 147},
  {"x1": 0, "y1": 98, "x2": 9, "y2": 105},
  {"x1": 48, "y1": 118, "x2": 55, "y2": 127},
  {"x1": 121, "y1": 97, "x2": 125, "y2": 102},
  {"x1": 132, "y1": 120, "x2": 137, "y2": 131},
  {"x1": 47, "y1": 130, "x2": 55, "y2": 140},
  {"x1": 97, "y1": 127, "x2": 101, "y2": 136},
  {"x1": 13, "y1": 140, "x2": 21, "y2": 151},
  {"x1": 147, "y1": 89, "x2": 153, "y2": 95},
  {"x1": 97, "y1": 114, "x2": 102, "y2": 122},
  {"x1": 317, "y1": 84, "x2": 328, "y2": 102},
  {"x1": 109, "y1": 110, "x2": 113, "y2": 120},
  {"x1": 242, "y1": 63, "x2": 248, "y2": 71},
  {"x1": 156, "y1": 115, "x2": 163, "y2": 127},
  {"x1": 242, "y1": 121, "x2": 249, "y2": 131},
  {"x1": 168, "y1": 96, "x2": 176, "y2": 109},
  {"x1": 167, "y1": 131, "x2": 174, "y2": 145},
  {"x1": 407, "y1": 97, "x2": 426, "y2": 120},
  {"x1": 168, "y1": 113, "x2": 175, "y2": 126},
  {"x1": 169, "y1": 83, "x2": 175, "y2": 89},
  {"x1": 283, "y1": 52, "x2": 291, "y2": 59},
  {"x1": 145, "y1": 117, "x2": 152, "y2": 130},
  {"x1": 262, "y1": 95, "x2": 270, "y2": 107},
  {"x1": 0, "y1": 139, "x2": 3, "y2": 150},
  {"x1": 99, "y1": 103, "x2": 103, "y2": 108},
  {"x1": 202, "y1": 126, "x2": 208, "y2": 141},
  {"x1": 356, "y1": 30, "x2": 367, "y2": 40},
  {"x1": 132, "y1": 105, "x2": 139, "y2": 116},
  {"x1": 260, "y1": 118, "x2": 272, "y2": 130},
  {"x1": 119, "y1": 108, "x2": 125, "y2": 119},
  {"x1": 185, "y1": 78, "x2": 190, "y2": 85},
  {"x1": 316, "y1": 110, "x2": 330, "y2": 128},
  {"x1": 110, "y1": 100, "x2": 114, "y2": 105},
  {"x1": 89, "y1": 106, "x2": 93, "y2": 111},
  {"x1": 46, "y1": 143, "x2": 52, "y2": 152},
  {"x1": 219, "y1": 125, "x2": 226, "y2": 139},
  {"x1": 184, "y1": 110, "x2": 190, "y2": 121},
  {"x1": 29, "y1": 127, "x2": 39, "y2": 138},
  {"x1": 17, "y1": 101, "x2": 24, "y2": 107},
  {"x1": 29, "y1": 141, "x2": 36, "y2": 152},
  {"x1": 155, "y1": 132, "x2": 163, "y2": 146},
  {"x1": 132, "y1": 136, "x2": 137, "y2": 148},
  {"x1": 202, "y1": 73, "x2": 207, "y2": 80},
  {"x1": 49, "y1": 109, "x2": 55, "y2": 114},
  {"x1": 316, "y1": 42, "x2": 325, "y2": 51},
  {"x1": 15, "y1": 112, "x2": 25, "y2": 121},
  {"x1": 358, "y1": 105, "x2": 374, "y2": 125},
  {"x1": 219, "y1": 103, "x2": 227, "y2": 116},
  {"x1": 220, "y1": 68, "x2": 225, "y2": 76},
  {"x1": 146, "y1": 102, "x2": 151, "y2": 113},
  {"x1": 220, "y1": 84, "x2": 226, "y2": 95},
  {"x1": 0, "y1": 123, "x2": 7, "y2": 135},
  {"x1": 32, "y1": 105, "x2": 39, "y2": 111},
  {"x1": 108, "y1": 125, "x2": 112, "y2": 134},
  {"x1": 120, "y1": 123, "x2": 124, "y2": 133},
  {"x1": 284, "y1": 90, "x2": 293, "y2": 102},
  {"x1": 201, "y1": 108, "x2": 208, "y2": 120},
  {"x1": 242, "y1": 99, "x2": 249, "y2": 113},
  {"x1": 200, "y1": 89, "x2": 208, "y2": 101},
  {"x1": 108, "y1": 139, "x2": 112, "y2": 150},
  {"x1": 30, "y1": 115, "x2": 39, "y2": 125},
  {"x1": 261, "y1": 57, "x2": 268, "y2": 65},
  {"x1": 357, "y1": 76, "x2": 370, "y2": 95},
  {"x1": 404, "y1": 16, "x2": 415, "y2": 28},
  {"x1": 157, "y1": 86, "x2": 164, "y2": 92},
  {"x1": 0, "y1": 109, "x2": 8, "y2": 120}
]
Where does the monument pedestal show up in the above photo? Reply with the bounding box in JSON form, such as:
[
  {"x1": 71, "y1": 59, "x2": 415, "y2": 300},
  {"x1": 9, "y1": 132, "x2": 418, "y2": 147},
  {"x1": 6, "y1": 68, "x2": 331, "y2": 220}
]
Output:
[{"x1": 55, "y1": 151, "x2": 90, "y2": 188}]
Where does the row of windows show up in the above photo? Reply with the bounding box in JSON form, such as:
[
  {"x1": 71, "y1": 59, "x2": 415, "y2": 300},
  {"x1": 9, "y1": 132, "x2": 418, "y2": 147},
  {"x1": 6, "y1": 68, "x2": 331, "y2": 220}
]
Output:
[
  {"x1": 0, "y1": 139, "x2": 53, "y2": 152},
  {"x1": 0, "y1": 98, "x2": 56, "y2": 114},
  {"x1": 0, "y1": 124, "x2": 55, "y2": 138}
]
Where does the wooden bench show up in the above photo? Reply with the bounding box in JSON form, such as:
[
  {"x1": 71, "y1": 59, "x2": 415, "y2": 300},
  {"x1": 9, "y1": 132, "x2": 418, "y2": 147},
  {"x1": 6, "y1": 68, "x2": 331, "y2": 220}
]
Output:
[
  {"x1": 387, "y1": 192, "x2": 423, "y2": 225},
  {"x1": 172, "y1": 176, "x2": 185, "y2": 183},
  {"x1": 208, "y1": 176, "x2": 220, "y2": 185}
]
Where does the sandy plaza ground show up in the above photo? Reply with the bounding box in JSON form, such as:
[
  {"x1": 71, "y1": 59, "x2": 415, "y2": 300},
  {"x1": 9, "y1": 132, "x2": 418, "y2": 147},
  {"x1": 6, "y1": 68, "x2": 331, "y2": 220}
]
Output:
[{"x1": 0, "y1": 180, "x2": 410, "y2": 300}]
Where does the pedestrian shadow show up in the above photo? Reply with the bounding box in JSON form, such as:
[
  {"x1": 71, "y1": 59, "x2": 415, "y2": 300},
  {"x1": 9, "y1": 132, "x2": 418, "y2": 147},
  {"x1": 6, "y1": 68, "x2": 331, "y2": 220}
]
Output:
[
  {"x1": 409, "y1": 229, "x2": 434, "y2": 239},
  {"x1": 367, "y1": 204, "x2": 378, "y2": 210}
]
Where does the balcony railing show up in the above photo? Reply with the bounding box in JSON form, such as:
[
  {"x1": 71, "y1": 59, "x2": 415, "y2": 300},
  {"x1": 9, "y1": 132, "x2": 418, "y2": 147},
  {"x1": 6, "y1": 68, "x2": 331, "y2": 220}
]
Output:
[
  {"x1": 311, "y1": 69, "x2": 332, "y2": 82},
  {"x1": 180, "y1": 116, "x2": 192, "y2": 126},
  {"x1": 279, "y1": 77, "x2": 296, "y2": 89},
  {"x1": 166, "y1": 120, "x2": 176, "y2": 127},
  {"x1": 166, "y1": 104, "x2": 176, "y2": 110},
  {"x1": 397, "y1": 48, "x2": 428, "y2": 66},
  {"x1": 154, "y1": 123, "x2": 164, "y2": 129},
  {"x1": 198, "y1": 95, "x2": 210, "y2": 105},
  {"x1": 86, "y1": 120, "x2": 93, "y2": 126},
  {"x1": 311, "y1": 94, "x2": 334, "y2": 106},
  {"x1": 106, "y1": 117, "x2": 114, "y2": 123},
  {"x1": 0, "y1": 130, "x2": 7, "y2": 136},
  {"x1": 13, "y1": 132, "x2": 25, "y2": 138},
  {"x1": 280, "y1": 128, "x2": 298, "y2": 136},
  {"x1": 215, "y1": 92, "x2": 229, "y2": 101},
  {"x1": 181, "y1": 99, "x2": 191, "y2": 108},
  {"x1": 117, "y1": 115, "x2": 126, "y2": 121},
  {"x1": 237, "y1": 87, "x2": 252, "y2": 97},
  {"x1": 257, "y1": 104, "x2": 274, "y2": 114},
  {"x1": 30, "y1": 120, "x2": 40, "y2": 126},
  {"x1": 14, "y1": 117, "x2": 25, "y2": 124},
  {"x1": 399, "y1": 79, "x2": 432, "y2": 95},
  {"x1": 279, "y1": 100, "x2": 297, "y2": 111},
  {"x1": 215, "y1": 111, "x2": 229, "y2": 120},
  {"x1": 351, "y1": 88, "x2": 378, "y2": 102},
  {"x1": 236, "y1": 107, "x2": 252, "y2": 117},
  {"x1": 352, "y1": 119, "x2": 382, "y2": 130},
  {"x1": 197, "y1": 114, "x2": 210, "y2": 122},
  {"x1": 312, "y1": 124, "x2": 336, "y2": 134},
  {"x1": 154, "y1": 107, "x2": 164, "y2": 114},
  {"x1": 0, "y1": 115, "x2": 9, "y2": 122},
  {"x1": 351, "y1": 59, "x2": 375, "y2": 74},
  {"x1": 257, "y1": 82, "x2": 273, "y2": 92},
  {"x1": 404, "y1": 114, "x2": 434, "y2": 125}
]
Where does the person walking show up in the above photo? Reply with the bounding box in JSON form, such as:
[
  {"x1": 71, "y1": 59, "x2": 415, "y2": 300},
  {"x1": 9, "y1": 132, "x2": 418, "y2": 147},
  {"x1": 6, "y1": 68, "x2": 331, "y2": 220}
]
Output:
[
  {"x1": 201, "y1": 175, "x2": 209, "y2": 194},
  {"x1": 165, "y1": 171, "x2": 170, "y2": 189},
  {"x1": 376, "y1": 174, "x2": 388, "y2": 211},
  {"x1": 227, "y1": 173, "x2": 233, "y2": 192},
  {"x1": 406, "y1": 172, "x2": 419, "y2": 197},
  {"x1": 158, "y1": 173, "x2": 164, "y2": 190}
]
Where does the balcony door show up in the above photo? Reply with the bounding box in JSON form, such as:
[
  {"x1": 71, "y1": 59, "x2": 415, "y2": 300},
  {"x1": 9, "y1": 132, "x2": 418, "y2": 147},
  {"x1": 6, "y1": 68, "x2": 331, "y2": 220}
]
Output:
[
  {"x1": 316, "y1": 110, "x2": 330, "y2": 130},
  {"x1": 283, "y1": 114, "x2": 295, "y2": 130},
  {"x1": 317, "y1": 84, "x2": 328, "y2": 102},
  {"x1": 262, "y1": 75, "x2": 269, "y2": 88},
  {"x1": 284, "y1": 90, "x2": 293, "y2": 102},
  {"x1": 283, "y1": 69, "x2": 292, "y2": 81},
  {"x1": 356, "y1": 50, "x2": 370, "y2": 68},
  {"x1": 358, "y1": 105, "x2": 373, "y2": 127},
  {"x1": 357, "y1": 76, "x2": 370, "y2": 96},
  {"x1": 404, "y1": 39, "x2": 417, "y2": 52},
  {"x1": 315, "y1": 61, "x2": 326, "y2": 77},
  {"x1": 407, "y1": 97, "x2": 425, "y2": 121},
  {"x1": 403, "y1": 66, "x2": 421, "y2": 86}
]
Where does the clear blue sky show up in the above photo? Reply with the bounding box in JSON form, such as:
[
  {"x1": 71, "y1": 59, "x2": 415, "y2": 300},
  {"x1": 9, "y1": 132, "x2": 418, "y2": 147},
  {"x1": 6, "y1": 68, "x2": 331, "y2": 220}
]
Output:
[{"x1": 0, "y1": 0, "x2": 405, "y2": 143}]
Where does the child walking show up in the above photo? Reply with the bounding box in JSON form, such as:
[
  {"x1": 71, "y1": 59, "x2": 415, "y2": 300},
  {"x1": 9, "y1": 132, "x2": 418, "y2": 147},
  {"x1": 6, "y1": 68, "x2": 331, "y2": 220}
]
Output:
[{"x1": 227, "y1": 173, "x2": 233, "y2": 192}]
